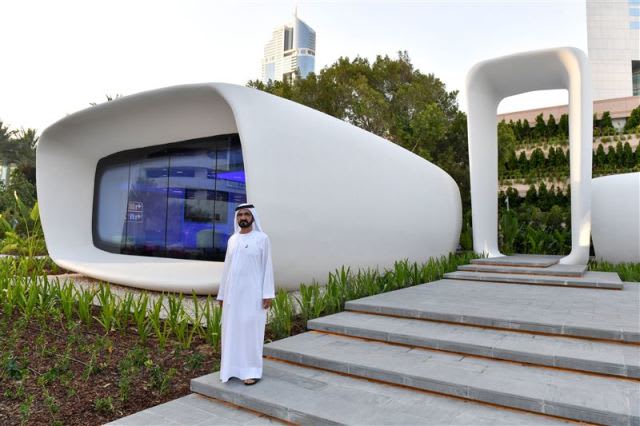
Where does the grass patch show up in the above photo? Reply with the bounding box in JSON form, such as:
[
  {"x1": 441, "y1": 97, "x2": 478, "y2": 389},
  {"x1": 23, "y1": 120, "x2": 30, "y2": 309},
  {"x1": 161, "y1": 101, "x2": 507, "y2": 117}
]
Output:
[{"x1": 589, "y1": 260, "x2": 640, "y2": 282}]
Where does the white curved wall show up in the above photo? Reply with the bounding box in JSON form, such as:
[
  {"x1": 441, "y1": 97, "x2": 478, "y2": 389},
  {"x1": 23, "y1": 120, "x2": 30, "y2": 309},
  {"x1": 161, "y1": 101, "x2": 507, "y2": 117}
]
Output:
[
  {"x1": 592, "y1": 173, "x2": 640, "y2": 264},
  {"x1": 37, "y1": 83, "x2": 461, "y2": 294},
  {"x1": 466, "y1": 47, "x2": 592, "y2": 265}
]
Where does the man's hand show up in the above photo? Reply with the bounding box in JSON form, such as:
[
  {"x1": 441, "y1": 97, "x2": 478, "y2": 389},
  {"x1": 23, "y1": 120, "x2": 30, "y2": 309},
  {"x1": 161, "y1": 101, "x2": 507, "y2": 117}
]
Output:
[
  {"x1": 219, "y1": 300, "x2": 223, "y2": 308},
  {"x1": 262, "y1": 299, "x2": 272, "y2": 310}
]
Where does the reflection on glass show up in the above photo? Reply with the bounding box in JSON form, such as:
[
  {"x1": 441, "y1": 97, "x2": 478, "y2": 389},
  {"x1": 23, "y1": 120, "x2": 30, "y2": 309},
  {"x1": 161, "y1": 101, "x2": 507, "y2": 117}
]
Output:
[
  {"x1": 95, "y1": 163, "x2": 129, "y2": 249},
  {"x1": 93, "y1": 134, "x2": 246, "y2": 261}
]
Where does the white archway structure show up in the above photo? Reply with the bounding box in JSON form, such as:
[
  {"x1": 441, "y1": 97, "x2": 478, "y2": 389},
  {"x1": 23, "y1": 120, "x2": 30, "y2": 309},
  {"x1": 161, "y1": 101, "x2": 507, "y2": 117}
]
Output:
[{"x1": 466, "y1": 47, "x2": 592, "y2": 265}]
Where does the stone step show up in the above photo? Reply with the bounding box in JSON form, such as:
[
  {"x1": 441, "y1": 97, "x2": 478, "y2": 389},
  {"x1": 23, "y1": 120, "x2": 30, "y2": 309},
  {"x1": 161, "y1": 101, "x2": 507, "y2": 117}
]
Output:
[
  {"x1": 471, "y1": 255, "x2": 561, "y2": 267},
  {"x1": 264, "y1": 332, "x2": 640, "y2": 425},
  {"x1": 345, "y1": 280, "x2": 640, "y2": 342},
  {"x1": 458, "y1": 263, "x2": 587, "y2": 277},
  {"x1": 308, "y1": 311, "x2": 640, "y2": 378},
  {"x1": 106, "y1": 394, "x2": 283, "y2": 425},
  {"x1": 444, "y1": 270, "x2": 623, "y2": 289},
  {"x1": 192, "y1": 359, "x2": 570, "y2": 425}
]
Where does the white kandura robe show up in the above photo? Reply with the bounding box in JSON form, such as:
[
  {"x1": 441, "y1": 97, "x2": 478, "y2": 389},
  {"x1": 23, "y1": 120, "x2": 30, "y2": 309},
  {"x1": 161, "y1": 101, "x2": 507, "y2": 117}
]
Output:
[{"x1": 217, "y1": 229, "x2": 275, "y2": 382}]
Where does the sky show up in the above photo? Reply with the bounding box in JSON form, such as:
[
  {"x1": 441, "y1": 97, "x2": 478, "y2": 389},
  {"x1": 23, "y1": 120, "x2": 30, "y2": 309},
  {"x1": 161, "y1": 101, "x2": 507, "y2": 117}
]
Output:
[{"x1": 0, "y1": 0, "x2": 587, "y2": 133}]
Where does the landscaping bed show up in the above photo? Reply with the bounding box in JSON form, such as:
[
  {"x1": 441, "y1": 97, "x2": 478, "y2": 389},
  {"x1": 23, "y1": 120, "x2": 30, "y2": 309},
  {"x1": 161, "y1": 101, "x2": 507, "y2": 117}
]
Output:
[
  {"x1": 0, "y1": 310, "x2": 221, "y2": 425},
  {"x1": 0, "y1": 254, "x2": 476, "y2": 425}
]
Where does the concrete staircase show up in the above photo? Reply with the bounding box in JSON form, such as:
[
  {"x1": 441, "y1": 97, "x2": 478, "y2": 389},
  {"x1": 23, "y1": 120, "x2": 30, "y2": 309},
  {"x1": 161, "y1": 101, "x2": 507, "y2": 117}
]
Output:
[{"x1": 192, "y1": 255, "x2": 640, "y2": 425}]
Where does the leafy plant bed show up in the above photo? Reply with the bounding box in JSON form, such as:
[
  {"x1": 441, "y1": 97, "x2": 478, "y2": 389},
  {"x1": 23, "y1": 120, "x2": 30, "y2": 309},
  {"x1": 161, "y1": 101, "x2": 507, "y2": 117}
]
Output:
[
  {"x1": 0, "y1": 310, "x2": 221, "y2": 425},
  {"x1": 0, "y1": 307, "x2": 311, "y2": 425},
  {"x1": 1, "y1": 256, "x2": 71, "y2": 277}
]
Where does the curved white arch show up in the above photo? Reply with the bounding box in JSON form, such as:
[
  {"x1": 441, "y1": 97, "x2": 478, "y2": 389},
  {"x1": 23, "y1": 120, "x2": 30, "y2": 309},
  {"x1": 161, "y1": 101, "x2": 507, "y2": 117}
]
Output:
[
  {"x1": 466, "y1": 47, "x2": 593, "y2": 265},
  {"x1": 37, "y1": 83, "x2": 462, "y2": 294}
]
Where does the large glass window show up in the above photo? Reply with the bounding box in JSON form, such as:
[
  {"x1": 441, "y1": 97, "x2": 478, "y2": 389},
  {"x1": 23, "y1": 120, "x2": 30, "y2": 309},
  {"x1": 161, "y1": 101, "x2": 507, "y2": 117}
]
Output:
[{"x1": 93, "y1": 134, "x2": 246, "y2": 261}]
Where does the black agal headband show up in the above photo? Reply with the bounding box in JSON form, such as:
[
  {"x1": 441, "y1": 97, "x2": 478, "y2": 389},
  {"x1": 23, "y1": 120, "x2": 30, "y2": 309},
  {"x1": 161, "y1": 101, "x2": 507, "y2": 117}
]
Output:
[{"x1": 235, "y1": 203, "x2": 255, "y2": 212}]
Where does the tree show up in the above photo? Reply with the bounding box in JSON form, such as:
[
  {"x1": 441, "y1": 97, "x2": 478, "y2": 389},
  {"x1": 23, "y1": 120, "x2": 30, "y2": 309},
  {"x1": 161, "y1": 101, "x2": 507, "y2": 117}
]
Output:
[
  {"x1": 514, "y1": 120, "x2": 523, "y2": 140},
  {"x1": 529, "y1": 148, "x2": 546, "y2": 170},
  {"x1": 546, "y1": 114, "x2": 558, "y2": 138},
  {"x1": 537, "y1": 181, "x2": 550, "y2": 211},
  {"x1": 595, "y1": 144, "x2": 606, "y2": 168},
  {"x1": 624, "y1": 105, "x2": 640, "y2": 132},
  {"x1": 558, "y1": 114, "x2": 569, "y2": 137},
  {"x1": 0, "y1": 123, "x2": 38, "y2": 185},
  {"x1": 518, "y1": 151, "x2": 529, "y2": 173},
  {"x1": 248, "y1": 51, "x2": 471, "y2": 208},
  {"x1": 525, "y1": 184, "x2": 538, "y2": 205},
  {"x1": 547, "y1": 147, "x2": 557, "y2": 169},
  {"x1": 607, "y1": 145, "x2": 617, "y2": 167},
  {"x1": 599, "y1": 111, "x2": 614, "y2": 131},
  {"x1": 534, "y1": 113, "x2": 546, "y2": 139},
  {"x1": 622, "y1": 142, "x2": 634, "y2": 168},
  {"x1": 498, "y1": 121, "x2": 517, "y2": 173},
  {"x1": 521, "y1": 120, "x2": 531, "y2": 140}
]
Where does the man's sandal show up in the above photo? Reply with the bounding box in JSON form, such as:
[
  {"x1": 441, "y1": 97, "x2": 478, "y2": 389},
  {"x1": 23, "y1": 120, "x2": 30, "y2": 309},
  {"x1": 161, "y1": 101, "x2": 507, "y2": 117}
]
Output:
[{"x1": 243, "y1": 378, "x2": 260, "y2": 385}]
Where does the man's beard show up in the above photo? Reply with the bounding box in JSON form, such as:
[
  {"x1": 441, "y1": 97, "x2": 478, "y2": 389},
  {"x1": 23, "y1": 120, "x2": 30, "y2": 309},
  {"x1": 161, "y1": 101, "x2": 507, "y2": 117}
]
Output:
[{"x1": 239, "y1": 219, "x2": 253, "y2": 228}]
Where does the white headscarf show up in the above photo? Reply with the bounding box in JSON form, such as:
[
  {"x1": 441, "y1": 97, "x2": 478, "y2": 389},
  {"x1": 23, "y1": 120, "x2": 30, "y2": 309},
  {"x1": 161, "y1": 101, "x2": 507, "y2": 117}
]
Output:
[{"x1": 233, "y1": 203, "x2": 263, "y2": 234}]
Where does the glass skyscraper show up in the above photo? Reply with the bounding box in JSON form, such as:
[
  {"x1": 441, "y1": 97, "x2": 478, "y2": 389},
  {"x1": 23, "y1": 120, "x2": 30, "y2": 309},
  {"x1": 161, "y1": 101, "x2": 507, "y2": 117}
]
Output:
[{"x1": 262, "y1": 11, "x2": 316, "y2": 83}]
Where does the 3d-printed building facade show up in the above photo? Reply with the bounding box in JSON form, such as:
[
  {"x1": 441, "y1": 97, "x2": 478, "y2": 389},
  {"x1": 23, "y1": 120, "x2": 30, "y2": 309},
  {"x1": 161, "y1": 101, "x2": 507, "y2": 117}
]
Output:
[{"x1": 37, "y1": 83, "x2": 462, "y2": 294}]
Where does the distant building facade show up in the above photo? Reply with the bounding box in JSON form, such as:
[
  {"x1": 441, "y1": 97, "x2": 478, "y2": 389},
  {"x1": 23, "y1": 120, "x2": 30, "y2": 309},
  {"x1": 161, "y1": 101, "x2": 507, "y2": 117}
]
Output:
[
  {"x1": 587, "y1": 0, "x2": 640, "y2": 100},
  {"x1": 261, "y1": 11, "x2": 316, "y2": 83},
  {"x1": 498, "y1": 1, "x2": 640, "y2": 127}
]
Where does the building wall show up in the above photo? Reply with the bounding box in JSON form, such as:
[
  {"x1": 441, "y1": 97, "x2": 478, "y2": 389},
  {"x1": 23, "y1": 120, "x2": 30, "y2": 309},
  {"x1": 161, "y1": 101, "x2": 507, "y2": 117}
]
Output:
[
  {"x1": 497, "y1": 96, "x2": 640, "y2": 130},
  {"x1": 587, "y1": 0, "x2": 640, "y2": 100}
]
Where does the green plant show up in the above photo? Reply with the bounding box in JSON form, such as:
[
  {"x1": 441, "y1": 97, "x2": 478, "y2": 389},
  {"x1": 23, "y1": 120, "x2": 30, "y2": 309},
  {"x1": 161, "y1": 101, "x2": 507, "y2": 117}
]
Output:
[
  {"x1": 499, "y1": 210, "x2": 520, "y2": 254},
  {"x1": 82, "y1": 350, "x2": 102, "y2": 380},
  {"x1": 148, "y1": 363, "x2": 177, "y2": 395},
  {"x1": 203, "y1": 296, "x2": 222, "y2": 349},
  {"x1": 58, "y1": 280, "x2": 75, "y2": 321},
  {"x1": 3, "y1": 355, "x2": 25, "y2": 380},
  {"x1": 132, "y1": 293, "x2": 150, "y2": 343},
  {"x1": 589, "y1": 260, "x2": 640, "y2": 282},
  {"x1": 185, "y1": 352, "x2": 205, "y2": 371},
  {"x1": 183, "y1": 292, "x2": 205, "y2": 350},
  {"x1": 149, "y1": 295, "x2": 169, "y2": 348},
  {"x1": 117, "y1": 291, "x2": 135, "y2": 331},
  {"x1": 94, "y1": 396, "x2": 114, "y2": 414},
  {"x1": 296, "y1": 282, "x2": 325, "y2": 323},
  {"x1": 43, "y1": 388, "x2": 60, "y2": 415},
  {"x1": 76, "y1": 287, "x2": 96, "y2": 326},
  {"x1": 270, "y1": 288, "x2": 295, "y2": 339},
  {"x1": 323, "y1": 269, "x2": 347, "y2": 315},
  {"x1": 96, "y1": 283, "x2": 118, "y2": 332},
  {"x1": 0, "y1": 194, "x2": 46, "y2": 257},
  {"x1": 20, "y1": 393, "x2": 34, "y2": 424}
]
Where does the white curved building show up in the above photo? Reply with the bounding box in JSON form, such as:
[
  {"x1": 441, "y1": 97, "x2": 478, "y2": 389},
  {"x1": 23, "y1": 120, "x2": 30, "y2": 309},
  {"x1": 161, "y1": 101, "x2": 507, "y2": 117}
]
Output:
[
  {"x1": 36, "y1": 83, "x2": 462, "y2": 294},
  {"x1": 592, "y1": 172, "x2": 640, "y2": 263}
]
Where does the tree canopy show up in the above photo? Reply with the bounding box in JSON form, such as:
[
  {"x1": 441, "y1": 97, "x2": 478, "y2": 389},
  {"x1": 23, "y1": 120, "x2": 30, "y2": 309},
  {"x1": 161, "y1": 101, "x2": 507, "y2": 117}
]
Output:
[
  {"x1": 0, "y1": 122, "x2": 38, "y2": 183},
  {"x1": 248, "y1": 52, "x2": 470, "y2": 207}
]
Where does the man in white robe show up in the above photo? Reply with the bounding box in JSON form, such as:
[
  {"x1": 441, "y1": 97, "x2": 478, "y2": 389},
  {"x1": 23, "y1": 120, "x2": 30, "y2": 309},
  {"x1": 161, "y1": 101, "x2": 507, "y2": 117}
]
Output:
[{"x1": 217, "y1": 203, "x2": 275, "y2": 385}]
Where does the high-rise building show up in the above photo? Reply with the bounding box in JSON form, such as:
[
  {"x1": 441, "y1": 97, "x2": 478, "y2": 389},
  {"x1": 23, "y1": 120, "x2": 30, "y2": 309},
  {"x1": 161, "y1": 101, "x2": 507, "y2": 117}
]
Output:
[
  {"x1": 262, "y1": 10, "x2": 316, "y2": 83},
  {"x1": 587, "y1": 0, "x2": 640, "y2": 100}
]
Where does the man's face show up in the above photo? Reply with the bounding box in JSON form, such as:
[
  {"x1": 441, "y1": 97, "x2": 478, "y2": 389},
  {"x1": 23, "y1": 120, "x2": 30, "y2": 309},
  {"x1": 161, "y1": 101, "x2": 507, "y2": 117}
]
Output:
[{"x1": 236, "y1": 209, "x2": 254, "y2": 229}]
